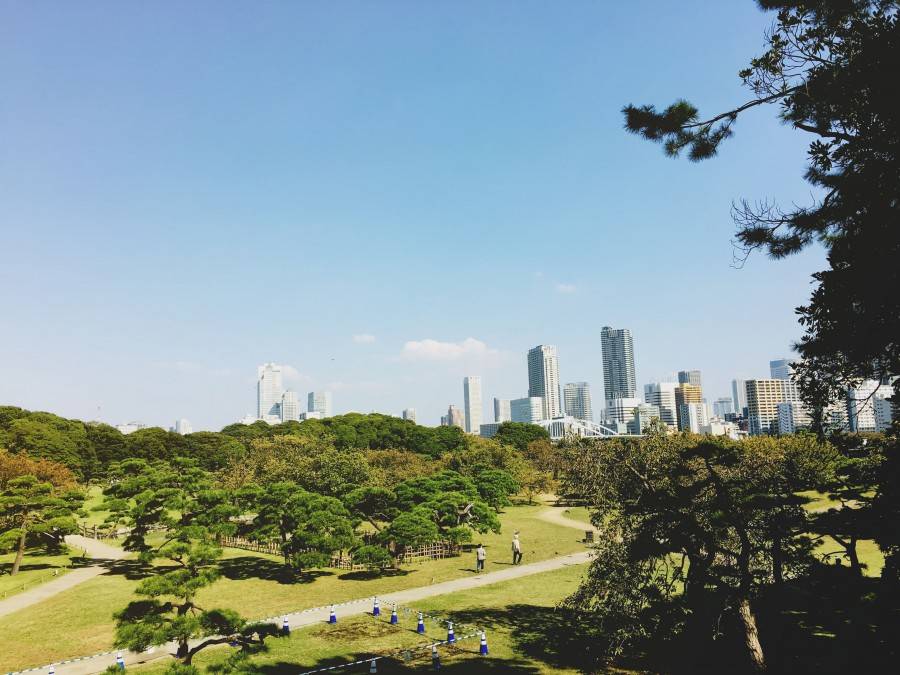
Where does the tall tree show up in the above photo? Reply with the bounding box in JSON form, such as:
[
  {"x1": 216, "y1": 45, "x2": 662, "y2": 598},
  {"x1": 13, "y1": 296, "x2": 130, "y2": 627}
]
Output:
[{"x1": 622, "y1": 1, "x2": 899, "y2": 414}]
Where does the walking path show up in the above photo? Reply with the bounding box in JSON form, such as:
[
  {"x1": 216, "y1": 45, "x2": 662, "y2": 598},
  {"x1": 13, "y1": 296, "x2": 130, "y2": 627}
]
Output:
[
  {"x1": 537, "y1": 506, "x2": 599, "y2": 533},
  {"x1": 0, "y1": 536, "x2": 125, "y2": 620}
]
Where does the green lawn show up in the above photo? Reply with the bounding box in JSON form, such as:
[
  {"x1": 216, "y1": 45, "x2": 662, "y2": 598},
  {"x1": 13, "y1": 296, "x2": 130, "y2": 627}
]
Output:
[
  {"x1": 560, "y1": 506, "x2": 592, "y2": 525},
  {"x1": 79, "y1": 484, "x2": 113, "y2": 528},
  {"x1": 133, "y1": 563, "x2": 593, "y2": 675},
  {"x1": 0, "y1": 505, "x2": 588, "y2": 673},
  {"x1": 0, "y1": 549, "x2": 78, "y2": 600}
]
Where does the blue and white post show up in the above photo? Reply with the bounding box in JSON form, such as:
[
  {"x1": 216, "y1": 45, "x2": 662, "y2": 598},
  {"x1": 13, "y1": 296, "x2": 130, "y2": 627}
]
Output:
[
  {"x1": 48, "y1": 666, "x2": 55, "y2": 675},
  {"x1": 480, "y1": 630, "x2": 488, "y2": 656},
  {"x1": 431, "y1": 644, "x2": 441, "y2": 670},
  {"x1": 369, "y1": 658, "x2": 377, "y2": 673},
  {"x1": 390, "y1": 603, "x2": 398, "y2": 624},
  {"x1": 329, "y1": 605, "x2": 337, "y2": 624},
  {"x1": 446, "y1": 621, "x2": 455, "y2": 644},
  {"x1": 282, "y1": 616, "x2": 290, "y2": 636},
  {"x1": 372, "y1": 596, "x2": 380, "y2": 617},
  {"x1": 116, "y1": 651, "x2": 126, "y2": 670},
  {"x1": 417, "y1": 612, "x2": 425, "y2": 634}
]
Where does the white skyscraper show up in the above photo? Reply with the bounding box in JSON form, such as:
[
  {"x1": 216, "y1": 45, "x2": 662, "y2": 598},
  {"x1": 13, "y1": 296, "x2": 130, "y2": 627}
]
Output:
[
  {"x1": 257, "y1": 363, "x2": 284, "y2": 420},
  {"x1": 493, "y1": 398, "x2": 511, "y2": 423},
  {"x1": 644, "y1": 382, "x2": 678, "y2": 428},
  {"x1": 281, "y1": 391, "x2": 300, "y2": 422},
  {"x1": 713, "y1": 397, "x2": 734, "y2": 418},
  {"x1": 604, "y1": 397, "x2": 643, "y2": 428},
  {"x1": 463, "y1": 376, "x2": 483, "y2": 434},
  {"x1": 527, "y1": 345, "x2": 561, "y2": 420},
  {"x1": 402, "y1": 408, "x2": 417, "y2": 423},
  {"x1": 563, "y1": 382, "x2": 593, "y2": 421},
  {"x1": 174, "y1": 419, "x2": 192, "y2": 435},
  {"x1": 511, "y1": 397, "x2": 543, "y2": 424},
  {"x1": 307, "y1": 391, "x2": 333, "y2": 418}
]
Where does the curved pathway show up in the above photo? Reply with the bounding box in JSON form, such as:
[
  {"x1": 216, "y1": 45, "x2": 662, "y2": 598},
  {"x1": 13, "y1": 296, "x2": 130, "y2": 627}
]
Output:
[
  {"x1": 537, "y1": 506, "x2": 599, "y2": 534},
  {"x1": 0, "y1": 536, "x2": 125, "y2": 620}
]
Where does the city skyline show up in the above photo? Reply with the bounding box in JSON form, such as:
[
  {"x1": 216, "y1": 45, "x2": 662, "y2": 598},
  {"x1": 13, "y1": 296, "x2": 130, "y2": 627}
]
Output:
[{"x1": 1, "y1": 2, "x2": 826, "y2": 430}]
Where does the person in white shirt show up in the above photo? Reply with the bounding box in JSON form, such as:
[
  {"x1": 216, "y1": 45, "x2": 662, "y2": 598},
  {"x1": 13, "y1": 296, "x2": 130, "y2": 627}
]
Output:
[
  {"x1": 512, "y1": 532, "x2": 522, "y2": 565},
  {"x1": 475, "y1": 543, "x2": 486, "y2": 572}
]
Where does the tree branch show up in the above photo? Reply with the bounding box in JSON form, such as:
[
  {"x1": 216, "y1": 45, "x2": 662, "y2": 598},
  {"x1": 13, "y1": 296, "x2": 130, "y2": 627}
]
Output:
[{"x1": 681, "y1": 87, "x2": 801, "y2": 129}]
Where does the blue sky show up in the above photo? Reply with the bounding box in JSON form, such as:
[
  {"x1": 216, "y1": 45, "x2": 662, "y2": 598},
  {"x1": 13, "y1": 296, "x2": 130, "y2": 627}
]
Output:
[{"x1": 0, "y1": 1, "x2": 825, "y2": 429}]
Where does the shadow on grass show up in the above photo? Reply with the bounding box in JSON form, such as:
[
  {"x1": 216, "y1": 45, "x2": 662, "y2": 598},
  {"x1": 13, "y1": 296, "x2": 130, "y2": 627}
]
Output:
[
  {"x1": 338, "y1": 568, "x2": 411, "y2": 582},
  {"x1": 219, "y1": 556, "x2": 333, "y2": 584}
]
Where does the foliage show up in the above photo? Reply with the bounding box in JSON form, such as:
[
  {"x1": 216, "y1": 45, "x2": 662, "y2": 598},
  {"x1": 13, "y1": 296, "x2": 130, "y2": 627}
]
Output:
[
  {"x1": 873, "y1": 428, "x2": 900, "y2": 584},
  {"x1": 364, "y1": 448, "x2": 439, "y2": 487},
  {"x1": 350, "y1": 544, "x2": 392, "y2": 572},
  {"x1": 493, "y1": 422, "x2": 550, "y2": 453},
  {"x1": 622, "y1": 1, "x2": 900, "y2": 416},
  {"x1": 0, "y1": 475, "x2": 82, "y2": 575},
  {"x1": 473, "y1": 469, "x2": 520, "y2": 511},
  {"x1": 393, "y1": 471, "x2": 501, "y2": 539},
  {"x1": 0, "y1": 449, "x2": 77, "y2": 489},
  {"x1": 343, "y1": 486, "x2": 396, "y2": 531},
  {"x1": 564, "y1": 433, "x2": 838, "y2": 670},
  {"x1": 242, "y1": 481, "x2": 357, "y2": 571},
  {"x1": 381, "y1": 509, "x2": 440, "y2": 550}
]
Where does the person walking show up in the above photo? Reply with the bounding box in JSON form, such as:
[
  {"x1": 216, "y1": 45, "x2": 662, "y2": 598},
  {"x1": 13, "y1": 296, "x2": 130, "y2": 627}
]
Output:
[
  {"x1": 511, "y1": 532, "x2": 522, "y2": 565},
  {"x1": 475, "y1": 543, "x2": 486, "y2": 572}
]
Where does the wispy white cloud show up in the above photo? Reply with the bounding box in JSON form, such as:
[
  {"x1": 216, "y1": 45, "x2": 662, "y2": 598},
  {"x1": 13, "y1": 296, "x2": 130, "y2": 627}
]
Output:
[
  {"x1": 555, "y1": 282, "x2": 577, "y2": 294},
  {"x1": 400, "y1": 337, "x2": 502, "y2": 362},
  {"x1": 352, "y1": 333, "x2": 376, "y2": 344}
]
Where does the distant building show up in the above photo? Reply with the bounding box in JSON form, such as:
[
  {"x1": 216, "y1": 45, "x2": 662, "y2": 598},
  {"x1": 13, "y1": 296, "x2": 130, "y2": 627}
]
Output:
[
  {"x1": 116, "y1": 421, "x2": 147, "y2": 435},
  {"x1": 280, "y1": 391, "x2": 300, "y2": 422},
  {"x1": 463, "y1": 376, "x2": 483, "y2": 434},
  {"x1": 713, "y1": 397, "x2": 734, "y2": 418},
  {"x1": 601, "y1": 327, "x2": 636, "y2": 399},
  {"x1": 777, "y1": 401, "x2": 812, "y2": 434},
  {"x1": 511, "y1": 397, "x2": 543, "y2": 424},
  {"x1": 874, "y1": 396, "x2": 895, "y2": 432},
  {"x1": 701, "y1": 419, "x2": 742, "y2": 440},
  {"x1": 644, "y1": 382, "x2": 678, "y2": 428},
  {"x1": 299, "y1": 410, "x2": 323, "y2": 421},
  {"x1": 493, "y1": 398, "x2": 511, "y2": 423},
  {"x1": 847, "y1": 379, "x2": 894, "y2": 432},
  {"x1": 604, "y1": 397, "x2": 643, "y2": 428},
  {"x1": 746, "y1": 379, "x2": 787, "y2": 435},
  {"x1": 174, "y1": 419, "x2": 192, "y2": 435},
  {"x1": 675, "y1": 384, "x2": 703, "y2": 431},
  {"x1": 770, "y1": 359, "x2": 796, "y2": 380},
  {"x1": 479, "y1": 422, "x2": 503, "y2": 439},
  {"x1": 307, "y1": 391, "x2": 333, "y2": 418},
  {"x1": 563, "y1": 382, "x2": 593, "y2": 421},
  {"x1": 629, "y1": 403, "x2": 661, "y2": 434},
  {"x1": 257, "y1": 363, "x2": 284, "y2": 420},
  {"x1": 402, "y1": 408, "x2": 417, "y2": 423},
  {"x1": 677, "y1": 370, "x2": 702, "y2": 388},
  {"x1": 442, "y1": 404, "x2": 464, "y2": 429},
  {"x1": 527, "y1": 345, "x2": 561, "y2": 420},
  {"x1": 732, "y1": 378, "x2": 748, "y2": 417},
  {"x1": 678, "y1": 402, "x2": 708, "y2": 433}
]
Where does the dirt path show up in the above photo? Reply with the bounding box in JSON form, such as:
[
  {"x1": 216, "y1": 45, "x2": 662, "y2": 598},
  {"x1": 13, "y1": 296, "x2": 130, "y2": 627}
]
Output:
[
  {"x1": 0, "y1": 536, "x2": 125, "y2": 621},
  {"x1": 37, "y1": 550, "x2": 593, "y2": 675},
  {"x1": 537, "y1": 506, "x2": 599, "y2": 533}
]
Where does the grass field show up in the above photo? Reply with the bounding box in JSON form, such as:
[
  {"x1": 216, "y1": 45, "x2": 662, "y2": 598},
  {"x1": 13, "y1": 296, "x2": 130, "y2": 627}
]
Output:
[
  {"x1": 0, "y1": 549, "x2": 78, "y2": 600},
  {"x1": 0, "y1": 505, "x2": 588, "y2": 672},
  {"x1": 79, "y1": 484, "x2": 113, "y2": 528},
  {"x1": 133, "y1": 563, "x2": 593, "y2": 675}
]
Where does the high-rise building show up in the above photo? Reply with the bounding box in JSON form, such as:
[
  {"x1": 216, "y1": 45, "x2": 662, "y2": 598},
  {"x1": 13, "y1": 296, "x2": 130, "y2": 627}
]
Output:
[
  {"x1": 479, "y1": 422, "x2": 503, "y2": 438},
  {"x1": 678, "y1": 403, "x2": 708, "y2": 433},
  {"x1": 629, "y1": 403, "x2": 661, "y2": 434},
  {"x1": 257, "y1": 363, "x2": 284, "y2": 420},
  {"x1": 402, "y1": 408, "x2": 416, "y2": 423},
  {"x1": 511, "y1": 397, "x2": 543, "y2": 424},
  {"x1": 847, "y1": 379, "x2": 894, "y2": 432},
  {"x1": 601, "y1": 327, "x2": 636, "y2": 399},
  {"x1": 527, "y1": 345, "x2": 561, "y2": 419},
  {"x1": 713, "y1": 397, "x2": 734, "y2": 418},
  {"x1": 777, "y1": 401, "x2": 812, "y2": 434},
  {"x1": 644, "y1": 382, "x2": 678, "y2": 428},
  {"x1": 770, "y1": 359, "x2": 796, "y2": 380},
  {"x1": 563, "y1": 382, "x2": 593, "y2": 421},
  {"x1": 677, "y1": 370, "x2": 702, "y2": 387},
  {"x1": 463, "y1": 376, "x2": 483, "y2": 434},
  {"x1": 675, "y1": 384, "x2": 703, "y2": 431},
  {"x1": 604, "y1": 397, "x2": 643, "y2": 427},
  {"x1": 732, "y1": 379, "x2": 748, "y2": 417},
  {"x1": 745, "y1": 379, "x2": 786, "y2": 435},
  {"x1": 493, "y1": 398, "x2": 511, "y2": 423},
  {"x1": 874, "y1": 396, "x2": 895, "y2": 432},
  {"x1": 445, "y1": 404, "x2": 465, "y2": 429},
  {"x1": 174, "y1": 419, "x2": 192, "y2": 435},
  {"x1": 280, "y1": 391, "x2": 300, "y2": 422},
  {"x1": 307, "y1": 391, "x2": 333, "y2": 418}
]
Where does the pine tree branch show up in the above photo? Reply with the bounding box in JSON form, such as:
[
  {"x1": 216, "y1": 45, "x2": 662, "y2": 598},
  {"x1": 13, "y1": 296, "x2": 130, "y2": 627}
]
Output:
[{"x1": 681, "y1": 87, "x2": 801, "y2": 129}]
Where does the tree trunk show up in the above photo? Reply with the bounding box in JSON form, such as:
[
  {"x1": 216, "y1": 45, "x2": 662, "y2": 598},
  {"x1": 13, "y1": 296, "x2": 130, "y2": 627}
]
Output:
[
  {"x1": 771, "y1": 532, "x2": 784, "y2": 585},
  {"x1": 847, "y1": 536, "x2": 862, "y2": 577},
  {"x1": 738, "y1": 597, "x2": 766, "y2": 671},
  {"x1": 10, "y1": 530, "x2": 27, "y2": 576},
  {"x1": 177, "y1": 640, "x2": 189, "y2": 662}
]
